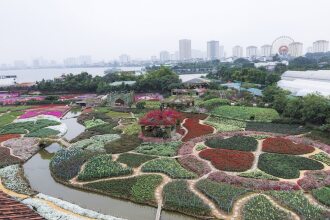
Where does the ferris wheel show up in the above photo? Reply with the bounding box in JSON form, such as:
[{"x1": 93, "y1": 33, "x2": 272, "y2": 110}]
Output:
[{"x1": 271, "y1": 36, "x2": 294, "y2": 56}]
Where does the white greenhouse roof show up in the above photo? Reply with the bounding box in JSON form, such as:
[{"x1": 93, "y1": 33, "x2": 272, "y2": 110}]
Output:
[
  {"x1": 278, "y1": 78, "x2": 330, "y2": 96},
  {"x1": 282, "y1": 70, "x2": 330, "y2": 82},
  {"x1": 0, "y1": 78, "x2": 16, "y2": 86}
]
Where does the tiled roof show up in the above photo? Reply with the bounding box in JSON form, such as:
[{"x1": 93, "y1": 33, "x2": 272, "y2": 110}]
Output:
[{"x1": 0, "y1": 191, "x2": 44, "y2": 219}]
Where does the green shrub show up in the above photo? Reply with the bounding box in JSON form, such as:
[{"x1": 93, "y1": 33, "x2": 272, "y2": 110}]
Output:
[
  {"x1": 142, "y1": 158, "x2": 197, "y2": 179},
  {"x1": 84, "y1": 119, "x2": 107, "y2": 129},
  {"x1": 258, "y1": 153, "x2": 324, "y2": 179},
  {"x1": 238, "y1": 170, "x2": 279, "y2": 180},
  {"x1": 77, "y1": 154, "x2": 132, "y2": 181},
  {"x1": 205, "y1": 136, "x2": 258, "y2": 151},
  {"x1": 136, "y1": 101, "x2": 146, "y2": 109},
  {"x1": 163, "y1": 180, "x2": 210, "y2": 216},
  {"x1": 122, "y1": 122, "x2": 140, "y2": 135},
  {"x1": 135, "y1": 142, "x2": 182, "y2": 157},
  {"x1": 83, "y1": 174, "x2": 162, "y2": 204},
  {"x1": 309, "y1": 152, "x2": 330, "y2": 166},
  {"x1": 199, "y1": 98, "x2": 229, "y2": 110},
  {"x1": 196, "y1": 179, "x2": 250, "y2": 213},
  {"x1": 105, "y1": 134, "x2": 142, "y2": 154},
  {"x1": 267, "y1": 191, "x2": 327, "y2": 220},
  {"x1": 243, "y1": 195, "x2": 290, "y2": 220},
  {"x1": 211, "y1": 106, "x2": 280, "y2": 122},
  {"x1": 312, "y1": 187, "x2": 330, "y2": 206},
  {"x1": 117, "y1": 153, "x2": 157, "y2": 167}
]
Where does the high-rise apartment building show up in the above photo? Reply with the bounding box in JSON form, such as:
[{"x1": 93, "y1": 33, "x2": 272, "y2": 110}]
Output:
[
  {"x1": 232, "y1": 45, "x2": 243, "y2": 58},
  {"x1": 260, "y1": 45, "x2": 272, "y2": 57},
  {"x1": 219, "y1": 45, "x2": 225, "y2": 59},
  {"x1": 313, "y1": 40, "x2": 329, "y2": 53},
  {"x1": 207, "y1": 41, "x2": 220, "y2": 60},
  {"x1": 179, "y1": 39, "x2": 191, "y2": 60},
  {"x1": 159, "y1": 51, "x2": 170, "y2": 62},
  {"x1": 246, "y1": 46, "x2": 258, "y2": 58},
  {"x1": 289, "y1": 42, "x2": 303, "y2": 57}
]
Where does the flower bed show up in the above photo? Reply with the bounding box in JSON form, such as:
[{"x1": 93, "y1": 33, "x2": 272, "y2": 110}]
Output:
[
  {"x1": 211, "y1": 106, "x2": 280, "y2": 122},
  {"x1": 163, "y1": 180, "x2": 211, "y2": 217},
  {"x1": 141, "y1": 158, "x2": 197, "y2": 179},
  {"x1": 84, "y1": 119, "x2": 107, "y2": 129},
  {"x1": 19, "y1": 105, "x2": 70, "y2": 119},
  {"x1": 312, "y1": 187, "x2": 330, "y2": 206},
  {"x1": 297, "y1": 170, "x2": 330, "y2": 190},
  {"x1": 205, "y1": 136, "x2": 258, "y2": 151},
  {"x1": 116, "y1": 153, "x2": 157, "y2": 168},
  {"x1": 205, "y1": 116, "x2": 246, "y2": 132},
  {"x1": 105, "y1": 134, "x2": 142, "y2": 154},
  {"x1": 208, "y1": 171, "x2": 299, "y2": 191},
  {"x1": 238, "y1": 170, "x2": 279, "y2": 181},
  {"x1": 266, "y1": 191, "x2": 328, "y2": 220},
  {"x1": 286, "y1": 136, "x2": 330, "y2": 154},
  {"x1": 258, "y1": 153, "x2": 324, "y2": 179},
  {"x1": 0, "y1": 134, "x2": 21, "y2": 143},
  {"x1": 0, "y1": 165, "x2": 35, "y2": 195},
  {"x1": 0, "y1": 147, "x2": 22, "y2": 168},
  {"x1": 77, "y1": 154, "x2": 132, "y2": 181},
  {"x1": 178, "y1": 155, "x2": 211, "y2": 176},
  {"x1": 243, "y1": 195, "x2": 291, "y2": 220},
  {"x1": 246, "y1": 122, "x2": 308, "y2": 135},
  {"x1": 309, "y1": 152, "x2": 330, "y2": 165},
  {"x1": 3, "y1": 137, "x2": 39, "y2": 161},
  {"x1": 262, "y1": 137, "x2": 314, "y2": 155},
  {"x1": 135, "y1": 141, "x2": 182, "y2": 157},
  {"x1": 199, "y1": 149, "x2": 254, "y2": 172},
  {"x1": 196, "y1": 179, "x2": 250, "y2": 213},
  {"x1": 25, "y1": 128, "x2": 60, "y2": 138},
  {"x1": 182, "y1": 118, "x2": 214, "y2": 142},
  {"x1": 83, "y1": 175, "x2": 162, "y2": 205}
]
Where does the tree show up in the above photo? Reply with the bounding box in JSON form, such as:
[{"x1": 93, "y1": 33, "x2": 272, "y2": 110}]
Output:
[
  {"x1": 272, "y1": 93, "x2": 288, "y2": 114},
  {"x1": 265, "y1": 73, "x2": 281, "y2": 85},
  {"x1": 301, "y1": 94, "x2": 330, "y2": 124},
  {"x1": 283, "y1": 98, "x2": 303, "y2": 120},
  {"x1": 262, "y1": 85, "x2": 288, "y2": 103}
]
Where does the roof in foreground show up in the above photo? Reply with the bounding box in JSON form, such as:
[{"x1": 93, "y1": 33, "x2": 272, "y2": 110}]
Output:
[{"x1": 282, "y1": 70, "x2": 330, "y2": 82}]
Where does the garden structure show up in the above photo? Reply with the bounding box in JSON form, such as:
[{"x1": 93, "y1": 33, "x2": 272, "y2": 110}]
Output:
[
  {"x1": 0, "y1": 104, "x2": 329, "y2": 220},
  {"x1": 161, "y1": 95, "x2": 194, "y2": 109},
  {"x1": 107, "y1": 91, "x2": 134, "y2": 108},
  {"x1": 138, "y1": 109, "x2": 181, "y2": 139}
]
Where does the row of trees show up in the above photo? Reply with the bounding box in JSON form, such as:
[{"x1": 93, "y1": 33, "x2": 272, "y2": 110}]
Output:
[{"x1": 263, "y1": 85, "x2": 330, "y2": 127}]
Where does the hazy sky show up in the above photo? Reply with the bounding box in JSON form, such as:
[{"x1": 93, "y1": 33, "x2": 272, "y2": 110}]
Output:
[{"x1": 0, "y1": 0, "x2": 329, "y2": 63}]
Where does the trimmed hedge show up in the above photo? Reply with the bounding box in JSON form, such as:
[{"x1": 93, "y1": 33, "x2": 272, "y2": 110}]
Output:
[
  {"x1": 258, "y1": 153, "x2": 324, "y2": 179},
  {"x1": 141, "y1": 158, "x2": 197, "y2": 179},
  {"x1": 163, "y1": 180, "x2": 210, "y2": 217},
  {"x1": 205, "y1": 136, "x2": 258, "y2": 151},
  {"x1": 83, "y1": 174, "x2": 162, "y2": 204},
  {"x1": 135, "y1": 142, "x2": 182, "y2": 157},
  {"x1": 243, "y1": 195, "x2": 290, "y2": 220},
  {"x1": 116, "y1": 153, "x2": 157, "y2": 168},
  {"x1": 77, "y1": 154, "x2": 132, "y2": 181},
  {"x1": 196, "y1": 179, "x2": 250, "y2": 213},
  {"x1": 211, "y1": 106, "x2": 280, "y2": 122}
]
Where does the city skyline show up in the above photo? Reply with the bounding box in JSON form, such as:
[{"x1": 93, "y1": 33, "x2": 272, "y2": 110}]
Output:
[{"x1": 1, "y1": 0, "x2": 330, "y2": 64}]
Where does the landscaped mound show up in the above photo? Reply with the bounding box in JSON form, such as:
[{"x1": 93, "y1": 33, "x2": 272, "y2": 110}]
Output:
[
  {"x1": 205, "y1": 136, "x2": 258, "y2": 151},
  {"x1": 141, "y1": 158, "x2": 197, "y2": 179},
  {"x1": 258, "y1": 153, "x2": 324, "y2": 179},
  {"x1": 83, "y1": 174, "x2": 162, "y2": 205},
  {"x1": 182, "y1": 118, "x2": 214, "y2": 142},
  {"x1": 196, "y1": 179, "x2": 250, "y2": 213},
  {"x1": 199, "y1": 148, "x2": 254, "y2": 172},
  {"x1": 211, "y1": 106, "x2": 280, "y2": 122},
  {"x1": 262, "y1": 137, "x2": 314, "y2": 155},
  {"x1": 77, "y1": 154, "x2": 132, "y2": 181},
  {"x1": 163, "y1": 180, "x2": 210, "y2": 217}
]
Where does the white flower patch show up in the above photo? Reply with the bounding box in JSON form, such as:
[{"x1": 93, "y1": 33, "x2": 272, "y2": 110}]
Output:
[
  {"x1": 0, "y1": 165, "x2": 35, "y2": 195},
  {"x1": 47, "y1": 123, "x2": 68, "y2": 137},
  {"x1": 36, "y1": 194, "x2": 125, "y2": 220}
]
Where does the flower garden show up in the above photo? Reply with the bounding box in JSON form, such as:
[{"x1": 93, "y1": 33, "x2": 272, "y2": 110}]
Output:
[{"x1": 0, "y1": 102, "x2": 329, "y2": 220}]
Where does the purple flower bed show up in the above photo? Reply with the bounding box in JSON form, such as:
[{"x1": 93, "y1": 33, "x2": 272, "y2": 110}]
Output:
[
  {"x1": 208, "y1": 171, "x2": 300, "y2": 191},
  {"x1": 297, "y1": 170, "x2": 330, "y2": 190},
  {"x1": 178, "y1": 155, "x2": 211, "y2": 176}
]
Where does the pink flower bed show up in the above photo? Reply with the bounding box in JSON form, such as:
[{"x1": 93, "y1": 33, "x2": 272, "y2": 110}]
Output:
[
  {"x1": 19, "y1": 105, "x2": 70, "y2": 119},
  {"x1": 178, "y1": 155, "x2": 212, "y2": 176},
  {"x1": 134, "y1": 93, "x2": 163, "y2": 101},
  {"x1": 297, "y1": 170, "x2": 330, "y2": 190},
  {"x1": 208, "y1": 171, "x2": 300, "y2": 191}
]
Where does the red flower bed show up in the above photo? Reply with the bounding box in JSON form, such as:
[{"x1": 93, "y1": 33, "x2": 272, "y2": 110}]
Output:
[
  {"x1": 182, "y1": 118, "x2": 213, "y2": 142},
  {"x1": 262, "y1": 137, "x2": 314, "y2": 155},
  {"x1": 139, "y1": 109, "x2": 181, "y2": 126},
  {"x1": 179, "y1": 112, "x2": 208, "y2": 120},
  {"x1": 0, "y1": 134, "x2": 21, "y2": 143},
  {"x1": 199, "y1": 148, "x2": 254, "y2": 172}
]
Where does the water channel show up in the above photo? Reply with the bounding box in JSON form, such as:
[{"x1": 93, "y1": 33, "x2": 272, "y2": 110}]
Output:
[{"x1": 23, "y1": 110, "x2": 196, "y2": 220}]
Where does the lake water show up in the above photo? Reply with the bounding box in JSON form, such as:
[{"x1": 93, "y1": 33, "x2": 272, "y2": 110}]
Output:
[{"x1": 0, "y1": 67, "x2": 206, "y2": 83}]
